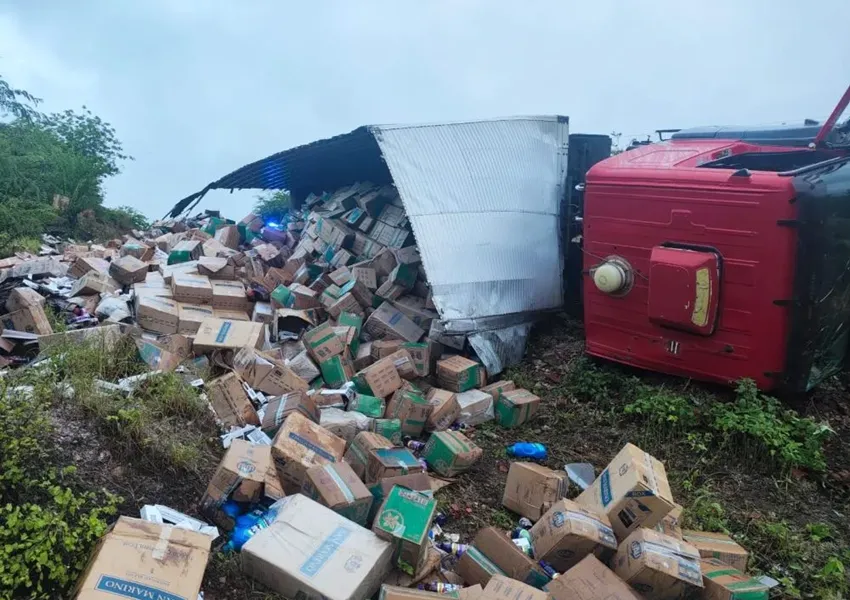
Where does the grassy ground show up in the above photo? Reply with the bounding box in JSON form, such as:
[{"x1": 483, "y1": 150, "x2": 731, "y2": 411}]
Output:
[
  {"x1": 437, "y1": 314, "x2": 850, "y2": 600},
  {"x1": 1, "y1": 313, "x2": 847, "y2": 598}
]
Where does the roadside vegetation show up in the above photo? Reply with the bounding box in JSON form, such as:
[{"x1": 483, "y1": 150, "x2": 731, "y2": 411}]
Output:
[{"x1": 0, "y1": 73, "x2": 144, "y2": 256}]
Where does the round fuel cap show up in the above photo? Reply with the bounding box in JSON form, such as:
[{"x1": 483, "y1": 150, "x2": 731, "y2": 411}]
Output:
[{"x1": 593, "y1": 262, "x2": 627, "y2": 293}]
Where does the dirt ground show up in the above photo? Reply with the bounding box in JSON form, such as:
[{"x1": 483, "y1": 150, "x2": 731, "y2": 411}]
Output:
[{"x1": 55, "y1": 312, "x2": 850, "y2": 599}]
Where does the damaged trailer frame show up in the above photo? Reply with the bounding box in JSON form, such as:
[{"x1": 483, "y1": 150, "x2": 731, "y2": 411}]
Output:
[{"x1": 169, "y1": 117, "x2": 576, "y2": 373}]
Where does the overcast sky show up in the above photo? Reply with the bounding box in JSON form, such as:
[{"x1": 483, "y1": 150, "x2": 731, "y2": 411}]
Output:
[{"x1": 1, "y1": 1, "x2": 848, "y2": 219}]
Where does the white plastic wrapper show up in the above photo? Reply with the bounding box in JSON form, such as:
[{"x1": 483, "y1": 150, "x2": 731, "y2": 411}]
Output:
[
  {"x1": 319, "y1": 407, "x2": 372, "y2": 442},
  {"x1": 456, "y1": 389, "x2": 494, "y2": 425},
  {"x1": 95, "y1": 295, "x2": 131, "y2": 321}
]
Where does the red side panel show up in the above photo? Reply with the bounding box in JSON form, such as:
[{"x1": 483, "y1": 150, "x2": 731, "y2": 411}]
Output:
[
  {"x1": 582, "y1": 143, "x2": 799, "y2": 390},
  {"x1": 648, "y1": 247, "x2": 720, "y2": 336}
]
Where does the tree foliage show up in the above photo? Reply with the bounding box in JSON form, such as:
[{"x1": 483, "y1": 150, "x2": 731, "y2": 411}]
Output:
[
  {"x1": 254, "y1": 190, "x2": 291, "y2": 224},
  {"x1": 0, "y1": 73, "x2": 135, "y2": 252}
]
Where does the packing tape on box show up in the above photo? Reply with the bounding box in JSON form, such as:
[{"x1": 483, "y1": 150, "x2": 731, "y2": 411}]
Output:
[
  {"x1": 640, "y1": 541, "x2": 702, "y2": 584},
  {"x1": 152, "y1": 525, "x2": 174, "y2": 561},
  {"x1": 324, "y1": 464, "x2": 355, "y2": 503}
]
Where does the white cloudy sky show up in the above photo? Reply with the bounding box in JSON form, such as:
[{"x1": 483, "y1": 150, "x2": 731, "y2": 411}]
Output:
[{"x1": 1, "y1": 1, "x2": 848, "y2": 218}]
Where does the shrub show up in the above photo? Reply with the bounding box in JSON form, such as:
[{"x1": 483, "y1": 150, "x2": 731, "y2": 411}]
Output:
[
  {"x1": 710, "y1": 380, "x2": 831, "y2": 472},
  {"x1": 253, "y1": 190, "x2": 291, "y2": 224}
]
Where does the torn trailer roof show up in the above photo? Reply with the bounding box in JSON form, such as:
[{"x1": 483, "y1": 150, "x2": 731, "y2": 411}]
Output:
[{"x1": 169, "y1": 116, "x2": 571, "y2": 373}]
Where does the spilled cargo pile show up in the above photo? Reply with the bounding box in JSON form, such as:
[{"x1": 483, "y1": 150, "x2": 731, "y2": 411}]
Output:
[{"x1": 0, "y1": 185, "x2": 771, "y2": 600}]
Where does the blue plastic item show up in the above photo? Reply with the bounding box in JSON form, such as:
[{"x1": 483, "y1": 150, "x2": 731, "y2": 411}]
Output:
[
  {"x1": 223, "y1": 509, "x2": 272, "y2": 552},
  {"x1": 506, "y1": 442, "x2": 547, "y2": 460}
]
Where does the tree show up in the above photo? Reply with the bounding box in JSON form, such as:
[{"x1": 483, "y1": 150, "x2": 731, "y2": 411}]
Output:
[
  {"x1": 0, "y1": 75, "x2": 41, "y2": 122},
  {"x1": 253, "y1": 190, "x2": 291, "y2": 224}
]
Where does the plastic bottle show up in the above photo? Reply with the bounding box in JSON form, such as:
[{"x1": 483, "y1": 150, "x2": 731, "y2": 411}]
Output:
[
  {"x1": 506, "y1": 442, "x2": 547, "y2": 460},
  {"x1": 511, "y1": 528, "x2": 532, "y2": 543},
  {"x1": 512, "y1": 537, "x2": 533, "y2": 556},
  {"x1": 538, "y1": 560, "x2": 559, "y2": 579},
  {"x1": 406, "y1": 440, "x2": 427, "y2": 452},
  {"x1": 518, "y1": 517, "x2": 533, "y2": 530},
  {"x1": 223, "y1": 509, "x2": 272, "y2": 552},
  {"x1": 418, "y1": 583, "x2": 463, "y2": 594},
  {"x1": 436, "y1": 542, "x2": 469, "y2": 557}
]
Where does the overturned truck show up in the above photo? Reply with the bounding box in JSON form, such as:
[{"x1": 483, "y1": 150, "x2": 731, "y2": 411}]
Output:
[{"x1": 170, "y1": 117, "x2": 587, "y2": 374}]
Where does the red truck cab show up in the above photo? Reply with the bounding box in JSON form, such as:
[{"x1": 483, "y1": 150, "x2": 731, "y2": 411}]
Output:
[{"x1": 582, "y1": 86, "x2": 850, "y2": 392}]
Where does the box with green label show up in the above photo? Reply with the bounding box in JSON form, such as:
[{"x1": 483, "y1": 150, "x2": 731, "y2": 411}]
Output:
[
  {"x1": 422, "y1": 430, "x2": 483, "y2": 477},
  {"x1": 385, "y1": 388, "x2": 431, "y2": 437},
  {"x1": 372, "y1": 418, "x2": 402, "y2": 446},
  {"x1": 319, "y1": 355, "x2": 354, "y2": 388},
  {"x1": 349, "y1": 394, "x2": 386, "y2": 418},
  {"x1": 372, "y1": 485, "x2": 437, "y2": 575},
  {"x1": 495, "y1": 388, "x2": 541, "y2": 428},
  {"x1": 366, "y1": 448, "x2": 425, "y2": 485},
  {"x1": 436, "y1": 355, "x2": 482, "y2": 392},
  {"x1": 401, "y1": 342, "x2": 430, "y2": 376}
]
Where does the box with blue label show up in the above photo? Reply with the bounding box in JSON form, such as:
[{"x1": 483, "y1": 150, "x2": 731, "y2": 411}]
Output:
[
  {"x1": 576, "y1": 443, "x2": 675, "y2": 540},
  {"x1": 271, "y1": 412, "x2": 346, "y2": 494},
  {"x1": 612, "y1": 528, "x2": 703, "y2": 599},
  {"x1": 242, "y1": 494, "x2": 392, "y2": 600},
  {"x1": 529, "y1": 498, "x2": 618, "y2": 573},
  {"x1": 302, "y1": 462, "x2": 373, "y2": 526},
  {"x1": 71, "y1": 516, "x2": 211, "y2": 600},
  {"x1": 193, "y1": 317, "x2": 264, "y2": 353}
]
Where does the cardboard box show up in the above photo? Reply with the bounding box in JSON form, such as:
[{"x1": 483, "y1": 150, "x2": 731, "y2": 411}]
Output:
[
  {"x1": 200, "y1": 440, "x2": 269, "y2": 528},
  {"x1": 303, "y1": 321, "x2": 345, "y2": 362},
  {"x1": 262, "y1": 391, "x2": 320, "y2": 436},
  {"x1": 682, "y1": 530, "x2": 749, "y2": 572},
  {"x1": 38, "y1": 324, "x2": 122, "y2": 353},
  {"x1": 366, "y1": 448, "x2": 426, "y2": 485},
  {"x1": 320, "y1": 354, "x2": 355, "y2": 388},
  {"x1": 372, "y1": 339, "x2": 405, "y2": 360},
  {"x1": 392, "y1": 297, "x2": 438, "y2": 331},
  {"x1": 612, "y1": 529, "x2": 703, "y2": 600},
  {"x1": 653, "y1": 504, "x2": 683, "y2": 540},
  {"x1": 379, "y1": 586, "x2": 456, "y2": 600},
  {"x1": 273, "y1": 308, "x2": 316, "y2": 341},
  {"x1": 329, "y1": 292, "x2": 362, "y2": 319},
  {"x1": 366, "y1": 472, "x2": 432, "y2": 525},
  {"x1": 271, "y1": 283, "x2": 321, "y2": 310},
  {"x1": 198, "y1": 256, "x2": 235, "y2": 279},
  {"x1": 481, "y1": 380, "x2": 515, "y2": 402},
  {"x1": 0, "y1": 304, "x2": 53, "y2": 335},
  {"x1": 502, "y1": 462, "x2": 568, "y2": 523},
  {"x1": 233, "y1": 346, "x2": 310, "y2": 395},
  {"x1": 345, "y1": 432, "x2": 395, "y2": 480},
  {"x1": 353, "y1": 266, "x2": 377, "y2": 289},
  {"x1": 206, "y1": 372, "x2": 260, "y2": 428},
  {"x1": 400, "y1": 342, "x2": 430, "y2": 377},
  {"x1": 457, "y1": 585, "x2": 482, "y2": 600},
  {"x1": 529, "y1": 498, "x2": 618, "y2": 572},
  {"x1": 353, "y1": 356, "x2": 403, "y2": 399},
  {"x1": 495, "y1": 389, "x2": 540, "y2": 428},
  {"x1": 120, "y1": 240, "x2": 154, "y2": 261},
  {"x1": 354, "y1": 342, "x2": 374, "y2": 371},
  {"x1": 471, "y1": 528, "x2": 551, "y2": 589},
  {"x1": 286, "y1": 350, "x2": 321, "y2": 383},
  {"x1": 71, "y1": 271, "x2": 119, "y2": 296},
  {"x1": 177, "y1": 302, "x2": 215, "y2": 334},
  {"x1": 372, "y1": 419, "x2": 402, "y2": 446},
  {"x1": 135, "y1": 296, "x2": 179, "y2": 334},
  {"x1": 68, "y1": 256, "x2": 110, "y2": 279},
  {"x1": 373, "y1": 485, "x2": 437, "y2": 575},
  {"x1": 385, "y1": 349, "x2": 417, "y2": 380},
  {"x1": 212, "y1": 280, "x2": 248, "y2": 311},
  {"x1": 436, "y1": 355, "x2": 481, "y2": 392},
  {"x1": 252, "y1": 301, "x2": 275, "y2": 324},
  {"x1": 385, "y1": 387, "x2": 431, "y2": 437},
  {"x1": 5, "y1": 287, "x2": 45, "y2": 313},
  {"x1": 576, "y1": 443, "x2": 675, "y2": 540},
  {"x1": 302, "y1": 462, "x2": 374, "y2": 526},
  {"x1": 455, "y1": 548, "x2": 507, "y2": 587},
  {"x1": 171, "y1": 273, "x2": 213, "y2": 304},
  {"x1": 193, "y1": 318, "x2": 264, "y2": 353},
  {"x1": 366, "y1": 302, "x2": 424, "y2": 342},
  {"x1": 214, "y1": 225, "x2": 240, "y2": 249},
  {"x1": 456, "y1": 389, "x2": 495, "y2": 426},
  {"x1": 546, "y1": 555, "x2": 641, "y2": 600},
  {"x1": 425, "y1": 388, "x2": 460, "y2": 432},
  {"x1": 109, "y1": 255, "x2": 148, "y2": 285},
  {"x1": 171, "y1": 239, "x2": 202, "y2": 261},
  {"x1": 422, "y1": 430, "x2": 482, "y2": 477},
  {"x1": 71, "y1": 517, "x2": 210, "y2": 600},
  {"x1": 213, "y1": 309, "x2": 250, "y2": 321},
  {"x1": 483, "y1": 575, "x2": 550, "y2": 600},
  {"x1": 699, "y1": 558, "x2": 768, "y2": 600},
  {"x1": 242, "y1": 494, "x2": 392, "y2": 600},
  {"x1": 270, "y1": 412, "x2": 346, "y2": 493}
]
